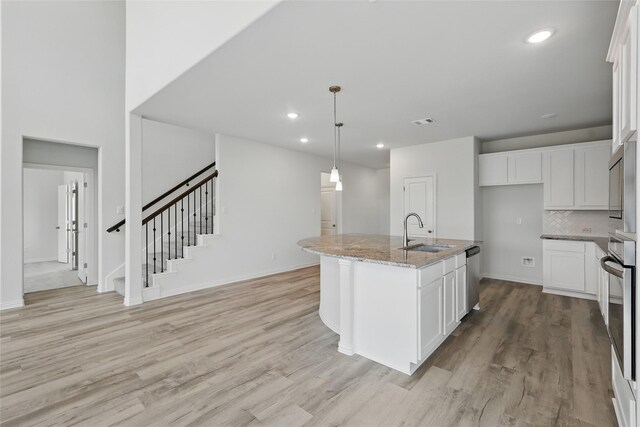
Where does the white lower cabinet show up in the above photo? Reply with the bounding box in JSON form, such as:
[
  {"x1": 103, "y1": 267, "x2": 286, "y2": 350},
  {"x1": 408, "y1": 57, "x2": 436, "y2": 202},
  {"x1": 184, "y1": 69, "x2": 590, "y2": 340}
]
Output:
[
  {"x1": 443, "y1": 271, "x2": 457, "y2": 336},
  {"x1": 455, "y1": 266, "x2": 467, "y2": 321},
  {"x1": 419, "y1": 277, "x2": 444, "y2": 360},
  {"x1": 543, "y1": 240, "x2": 609, "y2": 306},
  {"x1": 543, "y1": 240, "x2": 586, "y2": 293}
]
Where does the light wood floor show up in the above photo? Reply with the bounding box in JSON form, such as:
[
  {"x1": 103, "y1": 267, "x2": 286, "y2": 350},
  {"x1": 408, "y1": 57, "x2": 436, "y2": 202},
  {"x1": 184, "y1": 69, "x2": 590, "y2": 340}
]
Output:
[{"x1": 0, "y1": 267, "x2": 615, "y2": 426}]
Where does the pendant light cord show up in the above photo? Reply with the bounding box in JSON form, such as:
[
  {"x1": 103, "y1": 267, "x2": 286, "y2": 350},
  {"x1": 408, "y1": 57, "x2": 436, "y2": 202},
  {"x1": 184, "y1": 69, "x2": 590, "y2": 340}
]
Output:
[{"x1": 333, "y1": 92, "x2": 337, "y2": 169}]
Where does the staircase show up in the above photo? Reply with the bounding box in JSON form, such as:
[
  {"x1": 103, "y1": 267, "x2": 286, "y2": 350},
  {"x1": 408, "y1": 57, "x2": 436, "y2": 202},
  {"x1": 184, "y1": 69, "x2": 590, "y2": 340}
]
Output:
[{"x1": 108, "y1": 163, "x2": 218, "y2": 296}]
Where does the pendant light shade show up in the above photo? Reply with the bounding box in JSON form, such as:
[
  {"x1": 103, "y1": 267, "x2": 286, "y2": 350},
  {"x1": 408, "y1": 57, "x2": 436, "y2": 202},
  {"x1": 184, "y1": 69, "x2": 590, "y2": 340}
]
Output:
[
  {"x1": 335, "y1": 179, "x2": 343, "y2": 192},
  {"x1": 329, "y1": 167, "x2": 340, "y2": 183}
]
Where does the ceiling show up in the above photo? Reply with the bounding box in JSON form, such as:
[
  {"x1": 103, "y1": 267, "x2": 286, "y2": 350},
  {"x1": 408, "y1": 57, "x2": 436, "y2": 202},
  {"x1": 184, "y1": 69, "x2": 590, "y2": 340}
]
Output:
[{"x1": 135, "y1": 1, "x2": 618, "y2": 169}]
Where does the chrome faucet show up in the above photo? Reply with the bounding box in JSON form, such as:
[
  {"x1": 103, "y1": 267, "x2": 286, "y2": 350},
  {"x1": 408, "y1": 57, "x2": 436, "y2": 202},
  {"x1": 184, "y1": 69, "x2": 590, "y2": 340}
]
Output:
[{"x1": 403, "y1": 212, "x2": 424, "y2": 247}]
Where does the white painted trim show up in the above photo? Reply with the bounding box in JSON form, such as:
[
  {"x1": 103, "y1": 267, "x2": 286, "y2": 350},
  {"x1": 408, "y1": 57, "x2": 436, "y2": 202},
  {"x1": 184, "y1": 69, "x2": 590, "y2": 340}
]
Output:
[
  {"x1": 542, "y1": 287, "x2": 597, "y2": 301},
  {"x1": 481, "y1": 273, "x2": 542, "y2": 287},
  {"x1": 0, "y1": 299, "x2": 25, "y2": 310},
  {"x1": 143, "y1": 262, "x2": 320, "y2": 302}
]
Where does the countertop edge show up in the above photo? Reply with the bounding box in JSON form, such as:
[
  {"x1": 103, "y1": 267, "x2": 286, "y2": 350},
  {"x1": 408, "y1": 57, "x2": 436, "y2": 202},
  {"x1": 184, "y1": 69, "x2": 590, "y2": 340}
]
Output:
[{"x1": 540, "y1": 234, "x2": 608, "y2": 253}]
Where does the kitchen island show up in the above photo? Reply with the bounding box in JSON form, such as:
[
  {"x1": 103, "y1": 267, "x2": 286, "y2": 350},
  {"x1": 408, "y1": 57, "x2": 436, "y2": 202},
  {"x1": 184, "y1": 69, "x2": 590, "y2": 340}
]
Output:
[{"x1": 298, "y1": 234, "x2": 478, "y2": 375}]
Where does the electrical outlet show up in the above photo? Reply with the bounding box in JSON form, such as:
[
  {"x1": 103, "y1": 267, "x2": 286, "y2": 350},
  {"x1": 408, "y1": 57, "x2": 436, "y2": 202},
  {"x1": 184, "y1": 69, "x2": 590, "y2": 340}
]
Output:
[
  {"x1": 116, "y1": 205, "x2": 124, "y2": 215},
  {"x1": 521, "y1": 257, "x2": 535, "y2": 268},
  {"x1": 271, "y1": 252, "x2": 276, "y2": 261},
  {"x1": 516, "y1": 217, "x2": 522, "y2": 225}
]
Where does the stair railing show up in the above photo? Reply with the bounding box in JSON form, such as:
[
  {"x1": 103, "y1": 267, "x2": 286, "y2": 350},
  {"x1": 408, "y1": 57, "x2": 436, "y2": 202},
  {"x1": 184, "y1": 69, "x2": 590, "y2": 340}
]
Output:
[
  {"x1": 106, "y1": 161, "x2": 216, "y2": 233},
  {"x1": 141, "y1": 170, "x2": 217, "y2": 287}
]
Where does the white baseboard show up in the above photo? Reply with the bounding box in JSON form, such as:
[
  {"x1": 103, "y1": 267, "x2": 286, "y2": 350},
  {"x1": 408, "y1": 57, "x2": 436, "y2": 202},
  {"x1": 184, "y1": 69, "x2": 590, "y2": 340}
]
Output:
[
  {"x1": 144, "y1": 262, "x2": 320, "y2": 302},
  {"x1": 0, "y1": 299, "x2": 25, "y2": 310},
  {"x1": 481, "y1": 272, "x2": 542, "y2": 287},
  {"x1": 542, "y1": 287, "x2": 597, "y2": 301},
  {"x1": 24, "y1": 257, "x2": 58, "y2": 264}
]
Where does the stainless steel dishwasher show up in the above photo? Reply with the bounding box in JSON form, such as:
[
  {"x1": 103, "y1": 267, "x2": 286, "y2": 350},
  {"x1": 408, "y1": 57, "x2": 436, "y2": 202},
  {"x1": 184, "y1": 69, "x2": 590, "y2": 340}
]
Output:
[{"x1": 466, "y1": 246, "x2": 481, "y2": 313}]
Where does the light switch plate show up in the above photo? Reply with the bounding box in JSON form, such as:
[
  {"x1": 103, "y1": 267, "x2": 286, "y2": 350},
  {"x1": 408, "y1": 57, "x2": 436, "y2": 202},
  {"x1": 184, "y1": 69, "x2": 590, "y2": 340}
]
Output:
[{"x1": 116, "y1": 205, "x2": 124, "y2": 215}]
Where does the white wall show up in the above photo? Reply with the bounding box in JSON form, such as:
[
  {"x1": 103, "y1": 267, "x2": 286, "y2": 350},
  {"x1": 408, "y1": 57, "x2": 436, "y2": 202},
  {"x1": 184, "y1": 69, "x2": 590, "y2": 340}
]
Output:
[
  {"x1": 390, "y1": 137, "x2": 480, "y2": 240},
  {"x1": 126, "y1": 1, "x2": 279, "y2": 110},
  {"x1": 141, "y1": 119, "x2": 215, "y2": 203},
  {"x1": 481, "y1": 185, "x2": 544, "y2": 285},
  {"x1": 1, "y1": 1, "x2": 125, "y2": 308},
  {"x1": 376, "y1": 168, "x2": 391, "y2": 234},
  {"x1": 23, "y1": 169, "x2": 65, "y2": 263},
  {"x1": 152, "y1": 133, "x2": 385, "y2": 295}
]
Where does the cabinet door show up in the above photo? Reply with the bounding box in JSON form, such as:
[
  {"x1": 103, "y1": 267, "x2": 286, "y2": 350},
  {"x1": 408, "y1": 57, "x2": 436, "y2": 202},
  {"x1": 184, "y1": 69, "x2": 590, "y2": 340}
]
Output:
[
  {"x1": 574, "y1": 144, "x2": 610, "y2": 209},
  {"x1": 543, "y1": 149, "x2": 575, "y2": 209},
  {"x1": 455, "y1": 266, "x2": 467, "y2": 321},
  {"x1": 443, "y1": 271, "x2": 457, "y2": 335},
  {"x1": 419, "y1": 278, "x2": 444, "y2": 360},
  {"x1": 613, "y1": 58, "x2": 622, "y2": 152},
  {"x1": 543, "y1": 250, "x2": 585, "y2": 292},
  {"x1": 585, "y1": 244, "x2": 598, "y2": 295},
  {"x1": 479, "y1": 155, "x2": 508, "y2": 186},
  {"x1": 508, "y1": 152, "x2": 542, "y2": 184},
  {"x1": 620, "y1": 7, "x2": 638, "y2": 143}
]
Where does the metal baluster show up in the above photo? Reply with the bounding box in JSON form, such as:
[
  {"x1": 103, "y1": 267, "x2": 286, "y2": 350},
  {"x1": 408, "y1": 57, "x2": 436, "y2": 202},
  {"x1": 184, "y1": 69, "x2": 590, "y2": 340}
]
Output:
[
  {"x1": 187, "y1": 193, "x2": 190, "y2": 246},
  {"x1": 193, "y1": 188, "x2": 198, "y2": 246},
  {"x1": 181, "y1": 198, "x2": 184, "y2": 257},
  {"x1": 153, "y1": 217, "x2": 157, "y2": 274},
  {"x1": 145, "y1": 223, "x2": 148, "y2": 287},
  {"x1": 174, "y1": 204, "x2": 177, "y2": 259},
  {"x1": 205, "y1": 180, "x2": 209, "y2": 234},
  {"x1": 161, "y1": 212, "x2": 164, "y2": 273},
  {"x1": 167, "y1": 208, "x2": 171, "y2": 262},
  {"x1": 200, "y1": 186, "x2": 203, "y2": 235}
]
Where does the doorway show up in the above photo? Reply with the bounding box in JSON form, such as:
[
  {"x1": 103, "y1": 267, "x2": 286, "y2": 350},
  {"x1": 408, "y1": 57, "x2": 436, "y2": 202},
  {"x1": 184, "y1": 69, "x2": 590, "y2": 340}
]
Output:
[
  {"x1": 321, "y1": 172, "x2": 341, "y2": 236},
  {"x1": 403, "y1": 175, "x2": 436, "y2": 238},
  {"x1": 23, "y1": 165, "x2": 95, "y2": 293}
]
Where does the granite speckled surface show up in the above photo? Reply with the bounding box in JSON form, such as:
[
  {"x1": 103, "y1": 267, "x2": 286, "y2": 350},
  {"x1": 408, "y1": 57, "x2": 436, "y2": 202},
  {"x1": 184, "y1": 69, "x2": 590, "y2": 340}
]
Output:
[
  {"x1": 298, "y1": 234, "x2": 479, "y2": 269},
  {"x1": 540, "y1": 234, "x2": 608, "y2": 253}
]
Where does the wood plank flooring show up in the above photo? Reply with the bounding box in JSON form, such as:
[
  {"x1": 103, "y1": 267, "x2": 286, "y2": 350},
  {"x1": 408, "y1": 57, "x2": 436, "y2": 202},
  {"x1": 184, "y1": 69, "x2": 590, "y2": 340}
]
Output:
[{"x1": 0, "y1": 267, "x2": 616, "y2": 426}]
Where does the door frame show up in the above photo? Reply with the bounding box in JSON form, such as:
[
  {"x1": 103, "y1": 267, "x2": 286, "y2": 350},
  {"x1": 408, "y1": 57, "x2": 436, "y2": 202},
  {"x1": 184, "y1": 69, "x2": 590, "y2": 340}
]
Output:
[
  {"x1": 320, "y1": 171, "x2": 343, "y2": 235},
  {"x1": 401, "y1": 174, "x2": 437, "y2": 237},
  {"x1": 22, "y1": 163, "x2": 97, "y2": 290}
]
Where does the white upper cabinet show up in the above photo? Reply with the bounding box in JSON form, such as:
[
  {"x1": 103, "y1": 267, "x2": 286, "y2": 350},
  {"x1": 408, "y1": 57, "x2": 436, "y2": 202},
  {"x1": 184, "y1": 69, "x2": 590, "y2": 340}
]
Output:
[
  {"x1": 479, "y1": 155, "x2": 508, "y2": 186},
  {"x1": 610, "y1": 4, "x2": 638, "y2": 153},
  {"x1": 508, "y1": 152, "x2": 542, "y2": 184},
  {"x1": 542, "y1": 140, "x2": 610, "y2": 210},
  {"x1": 543, "y1": 149, "x2": 575, "y2": 209},
  {"x1": 479, "y1": 151, "x2": 541, "y2": 186},
  {"x1": 574, "y1": 144, "x2": 610, "y2": 209}
]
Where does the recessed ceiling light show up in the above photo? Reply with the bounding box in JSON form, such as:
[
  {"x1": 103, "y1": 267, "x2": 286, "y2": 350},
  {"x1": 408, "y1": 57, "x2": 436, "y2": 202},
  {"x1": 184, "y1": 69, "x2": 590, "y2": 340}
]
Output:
[
  {"x1": 287, "y1": 112, "x2": 299, "y2": 119},
  {"x1": 376, "y1": 143, "x2": 385, "y2": 149},
  {"x1": 526, "y1": 28, "x2": 554, "y2": 44},
  {"x1": 541, "y1": 113, "x2": 557, "y2": 119},
  {"x1": 300, "y1": 137, "x2": 309, "y2": 143}
]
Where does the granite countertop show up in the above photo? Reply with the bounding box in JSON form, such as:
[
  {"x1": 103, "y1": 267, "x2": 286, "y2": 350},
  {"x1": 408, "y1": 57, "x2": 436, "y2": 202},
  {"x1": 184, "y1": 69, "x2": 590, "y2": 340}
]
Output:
[
  {"x1": 297, "y1": 234, "x2": 479, "y2": 269},
  {"x1": 540, "y1": 234, "x2": 608, "y2": 253}
]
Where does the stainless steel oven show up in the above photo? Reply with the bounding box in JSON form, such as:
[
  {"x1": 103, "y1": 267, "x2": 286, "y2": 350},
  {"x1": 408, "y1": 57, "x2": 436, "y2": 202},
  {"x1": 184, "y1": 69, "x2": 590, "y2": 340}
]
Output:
[
  {"x1": 609, "y1": 140, "x2": 636, "y2": 235},
  {"x1": 602, "y1": 233, "x2": 636, "y2": 381}
]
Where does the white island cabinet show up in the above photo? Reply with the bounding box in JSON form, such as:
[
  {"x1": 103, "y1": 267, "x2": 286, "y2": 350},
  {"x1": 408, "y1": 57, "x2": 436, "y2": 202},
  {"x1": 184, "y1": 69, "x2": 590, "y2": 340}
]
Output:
[{"x1": 300, "y1": 234, "x2": 476, "y2": 375}]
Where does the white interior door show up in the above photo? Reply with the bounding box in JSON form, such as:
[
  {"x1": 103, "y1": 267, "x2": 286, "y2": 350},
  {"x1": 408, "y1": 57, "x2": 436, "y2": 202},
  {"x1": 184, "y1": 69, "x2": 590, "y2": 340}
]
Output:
[
  {"x1": 321, "y1": 189, "x2": 337, "y2": 236},
  {"x1": 76, "y1": 177, "x2": 87, "y2": 283},
  {"x1": 321, "y1": 173, "x2": 337, "y2": 236},
  {"x1": 57, "y1": 185, "x2": 69, "y2": 263},
  {"x1": 403, "y1": 176, "x2": 435, "y2": 237}
]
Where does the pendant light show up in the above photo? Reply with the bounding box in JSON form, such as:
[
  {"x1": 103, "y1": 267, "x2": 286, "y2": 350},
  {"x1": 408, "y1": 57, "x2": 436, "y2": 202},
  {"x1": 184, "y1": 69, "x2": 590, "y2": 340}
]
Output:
[
  {"x1": 335, "y1": 122, "x2": 343, "y2": 192},
  {"x1": 329, "y1": 86, "x2": 341, "y2": 183}
]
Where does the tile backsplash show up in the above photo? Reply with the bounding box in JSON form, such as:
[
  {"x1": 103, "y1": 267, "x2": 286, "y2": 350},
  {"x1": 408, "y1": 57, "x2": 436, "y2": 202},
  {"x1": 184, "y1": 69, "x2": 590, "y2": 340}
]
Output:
[{"x1": 543, "y1": 210, "x2": 609, "y2": 236}]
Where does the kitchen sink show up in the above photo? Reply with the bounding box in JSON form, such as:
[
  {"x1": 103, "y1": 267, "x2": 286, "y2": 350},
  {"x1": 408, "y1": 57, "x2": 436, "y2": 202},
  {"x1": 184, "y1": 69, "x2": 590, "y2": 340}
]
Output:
[{"x1": 401, "y1": 244, "x2": 452, "y2": 253}]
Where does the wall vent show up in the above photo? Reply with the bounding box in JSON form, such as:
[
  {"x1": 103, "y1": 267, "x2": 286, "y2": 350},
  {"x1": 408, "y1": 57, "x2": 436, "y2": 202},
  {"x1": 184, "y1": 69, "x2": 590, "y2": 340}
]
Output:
[
  {"x1": 412, "y1": 117, "x2": 435, "y2": 125},
  {"x1": 521, "y1": 257, "x2": 535, "y2": 267}
]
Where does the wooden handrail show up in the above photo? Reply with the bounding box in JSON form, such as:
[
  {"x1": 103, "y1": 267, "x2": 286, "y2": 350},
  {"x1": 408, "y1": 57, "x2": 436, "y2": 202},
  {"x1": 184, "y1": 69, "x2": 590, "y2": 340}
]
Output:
[
  {"x1": 106, "y1": 162, "x2": 216, "y2": 233},
  {"x1": 143, "y1": 170, "x2": 217, "y2": 225}
]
